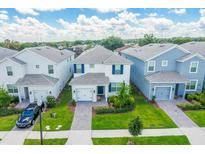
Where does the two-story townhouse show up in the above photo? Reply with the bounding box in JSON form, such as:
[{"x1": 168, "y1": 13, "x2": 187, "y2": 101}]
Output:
[
  {"x1": 121, "y1": 43, "x2": 205, "y2": 101},
  {"x1": 0, "y1": 46, "x2": 75, "y2": 103},
  {"x1": 69, "y1": 45, "x2": 132, "y2": 102}
]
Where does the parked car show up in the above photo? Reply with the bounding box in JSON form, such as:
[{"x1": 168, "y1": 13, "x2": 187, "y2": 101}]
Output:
[{"x1": 16, "y1": 103, "x2": 42, "y2": 128}]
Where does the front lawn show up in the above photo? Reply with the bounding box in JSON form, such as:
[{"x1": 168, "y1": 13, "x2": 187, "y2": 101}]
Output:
[
  {"x1": 185, "y1": 110, "x2": 205, "y2": 127},
  {"x1": 0, "y1": 114, "x2": 19, "y2": 131},
  {"x1": 24, "y1": 138, "x2": 67, "y2": 145},
  {"x1": 33, "y1": 88, "x2": 73, "y2": 131},
  {"x1": 92, "y1": 93, "x2": 177, "y2": 129},
  {"x1": 92, "y1": 136, "x2": 190, "y2": 145}
]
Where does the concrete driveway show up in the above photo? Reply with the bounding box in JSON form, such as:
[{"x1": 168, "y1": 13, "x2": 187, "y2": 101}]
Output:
[{"x1": 157, "y1": 100, "x2": 205, "y2": 145}]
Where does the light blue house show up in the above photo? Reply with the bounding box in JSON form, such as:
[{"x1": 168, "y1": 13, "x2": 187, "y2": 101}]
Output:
[{"x1": 121, "y1": 42, "x2": 205, "y2": 101}]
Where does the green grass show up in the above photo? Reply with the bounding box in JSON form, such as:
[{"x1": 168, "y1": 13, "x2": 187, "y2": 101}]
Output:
[
  {"x1": 24, "y1": 138, "x2": 67, "y2": 145},
  {"x1": 33, "y1": 88, "x2": 73, "y2": 131},
  {"x1": 185, "y1": 110, "x2": 205, "y2": 127},
  {"x1": 0, "y1": 114, "x2": 19, "y2": 131},
  {"x1": 92, "y1": 136, "x2": 190, "y2": 145},
  {"x1": 92, "y1": 93, "x2": 177, "y2": 129}
]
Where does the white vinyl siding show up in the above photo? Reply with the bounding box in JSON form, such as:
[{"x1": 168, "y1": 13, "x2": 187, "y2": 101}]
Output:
[
  {"x1": 189, "y1": 61, "x2": 199, "y2": 73},
  {"x1": 147, "y1": 60, "x2": 155, "y2": 72},
  {"x1": 186, "y1": 80, "x2": 198, "y2": 91}
]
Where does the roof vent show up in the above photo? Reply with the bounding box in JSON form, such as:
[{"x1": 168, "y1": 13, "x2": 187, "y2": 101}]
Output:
[
  {"x1": 36, "y1": 48, "x2": 41, "y2": 50},
  {"x1": 190, "y1": 42, "x2": 195, "y2": 45},
  {"x1": 149, "y1": 44, "x2": 153, "y2": 47},
  {"x1": 159, "y1": 44, "x2": 165, "y2": 47},
  {"x1": 60, "y1": 52, "x2": 64, "y2": 55}
]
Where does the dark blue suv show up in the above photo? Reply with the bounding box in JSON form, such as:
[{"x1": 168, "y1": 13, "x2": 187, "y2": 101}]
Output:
[{"x1": 16, "y1": 103, "x2": 41, "y2": 128}]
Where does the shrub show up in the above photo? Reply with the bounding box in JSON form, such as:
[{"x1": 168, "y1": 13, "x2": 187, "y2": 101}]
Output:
[
  {"x1": 11, "y1": 96, "x2": 19, "y2": 104},
  {"x1": 0, "y1": 88, "x2": 12, "y2": 108},
  {"x1": 95, "y1": 105, "x2": 135, "y2": 114},
  {"x1": 46, "y1": 96, "x2": 56, "y2": 108},
  {"x1": 0, "y1": 108, "x2": 22, "y2": 116},
  {"x1": 128, "y1": 116, "x2": 143, "y2": 136},
  {"x1": 108, "y1": 95, "x2": 117, "y2": 104},
  {"x1": 177, "y1": 102, "x2": 202, "y2": 111},
  {"x1": 71, "y1": 99, "x2": 76, "y2": 106}
]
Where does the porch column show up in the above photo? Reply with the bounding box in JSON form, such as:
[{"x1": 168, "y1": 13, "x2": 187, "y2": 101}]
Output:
[
  {"x1": 182, "y1": 83, "x2": 186, "y2": 99},
  {"x1": 18, "y1": 87, "x2": 22, "y2": 103},
  {"x1": 105, "y1": 85, "x2": 108, "y2": 102}
]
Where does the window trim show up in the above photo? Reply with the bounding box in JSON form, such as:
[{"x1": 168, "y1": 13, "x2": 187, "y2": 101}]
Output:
[
  {"x1": 186, "y1": 79, "x2": 198, "y2": 91},
  {"x1": 48, "y1": 65, "x2": 54, "y2": 74},
  {"x1": 147, "y1": 60, "x2": 156, "y2": 72},
  {"x1": 6, "y1": 66, "x2": 13, "y2": 76},
  {"x1": 36, "y1": 65, "x2": 40, "y2": 69},
  {"x1": 110, "y1": 83, "x2": 122, "y2": 92},
  {"x1": 161, "y1": 60, "x2": 168, "y2": 67},
  {"x1": 189, "y1": 61, "x2": 199, "y2": 73}
]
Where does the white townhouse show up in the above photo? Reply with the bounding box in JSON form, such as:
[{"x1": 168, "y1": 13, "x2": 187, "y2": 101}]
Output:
[
  {"x1": 0, "y1": 46, "x2": 75, "y2": 103},
  {"x1": 69, "y1": 45, "x2": 132, "y2": 102}
]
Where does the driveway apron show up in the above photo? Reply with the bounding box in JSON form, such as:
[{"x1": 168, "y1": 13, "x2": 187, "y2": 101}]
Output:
[
  {"x1": 67, "y1": 102, "x2": 93, "y2": 145},
  {"x1": 157, "y1": 101, "x2": 205, "y2": 145}
]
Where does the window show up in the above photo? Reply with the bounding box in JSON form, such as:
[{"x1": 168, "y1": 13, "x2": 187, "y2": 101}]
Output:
[
  {"x1": 6, "y1": 66, "x2": 13, "y2": 76},
  {"x1": 112, "y1": 64, "x2": 123, "y2": 74},
  {"x1": 189, "y1": 61, "x2": 199, "y2": 73},
  {"x1": 161, "y1": 60, "x2": 168, "y2": 67},
  {"x1": 7, "y1": 84, "x2": 18, "y2": 94},
  {"x1": 147, "y1": 61, "x2": 155, "y2": 72},
  {"x1": 186, "y1": 80, "x2": 198, "y2": 91},
  {"x1": 48, "y1": 65, "x2": 54, "y2": 74},
  {"x1": 76, "y1": 64, "x2": 82, "y2": 73},
  {"x1": 89, "y1": 64, "x2": 95, "y2": 68},
  {"x1": 36, "y1": 65, "x2": 40, "y2": 69},
  {"x1": 110, "y1": 83, "x2": 122, "y2": 92}
]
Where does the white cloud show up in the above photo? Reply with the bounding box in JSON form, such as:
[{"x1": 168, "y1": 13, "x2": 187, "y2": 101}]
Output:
[
  {"x1": 0, "y1": 13, "x2": 9, "y2": 20},
  {"x1": 15, "y1": 8, "x2": 64, "y2": 16},
  {"x1": 95, "y1": 8, "x2": 125, "y2": 13},
  {"x1": 1, "y1": 10, "x2": 205, "y2": 42},
  {"x1": 169, "y1": 9, "x2": 186, "y2": 15},
  {"x1": 147, "y1": 13, "x2": 158, "y2": 17},
  {"x1": 200, "y1": 9, "x2": 205, "y2": 17},
  {"x1": 0, "y1": 10, "x2": 7, "y2": 14},
  {"x1": 16, "y1": 8, "x2": 39, "y2": 16}
]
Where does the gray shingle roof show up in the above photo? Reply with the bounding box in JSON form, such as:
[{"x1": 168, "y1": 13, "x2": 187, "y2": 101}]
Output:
[
  {"x1": 121, "y1": 43, "x2": 177, "y2": 61},
  {"x1": 23, "y1": 46, "x2": 75, "y2": 63},
  {"x1": 72, "y1": 45, "x2": 132, "y2": 65},
  {"x1": 16, "y1": 74, "x2": 59, "y2": 86},
  {"x1": 180, "y1": 42, "x2": 205, "y2": 57},
  {"x1": 10, "y1": 57, "x2": 26, "y2": 65},
  {"x1": 0, "y1": 47, "x2": 18, "y2": 61},
  {"x1": 145, "y1": 71, "x2": 189, "y2": 83},
  {"x1": 69, "y1": 73, "x2": 109, "y2": 85}
]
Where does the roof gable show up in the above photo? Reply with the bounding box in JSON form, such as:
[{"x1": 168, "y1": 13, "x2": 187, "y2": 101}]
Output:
[
  {"x1": 72, "y1": 45, "x2": 132, "y2": 65},
  {"x1": 0, "y1": 47, "x2": 18, "y2": 61},
  {"x1": 177, "y1": 53, "x2": 205, "y2": 62}
]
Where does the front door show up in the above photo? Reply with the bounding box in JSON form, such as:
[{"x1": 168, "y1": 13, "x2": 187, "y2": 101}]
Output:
[
  {"x1": 97, "y1": 86, "x2": 104, "y2": 95},
  {"x1": 24, "y1": 87, "x2": 29, "y2": 100}
]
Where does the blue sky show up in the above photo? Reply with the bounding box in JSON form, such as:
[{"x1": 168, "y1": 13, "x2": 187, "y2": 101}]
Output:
[{"x1": 0, "y1": 8, "x2": 204, "y2": 42}]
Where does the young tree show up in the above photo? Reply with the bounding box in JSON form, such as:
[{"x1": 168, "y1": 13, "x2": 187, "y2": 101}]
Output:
[
  {"x1": 128, "y1": 116, "x2": 143, "y2": 136},
  {"x1": 101, "y1": 36, "x2": 124, "y2": 51}
]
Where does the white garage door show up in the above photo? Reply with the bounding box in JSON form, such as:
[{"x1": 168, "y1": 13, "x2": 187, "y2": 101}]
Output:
[
  {"x1": 33, "y1": 90, "x2": 48, "y2": 102},
  {"x1": 155, "y1": 87, "x2": 171, "y2": 100},
  {"x1": 76, "y1": 88, "x2": 93, "y2": 101}
]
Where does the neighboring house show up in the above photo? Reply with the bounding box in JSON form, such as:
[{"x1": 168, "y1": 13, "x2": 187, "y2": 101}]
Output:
[
  {"x1": 115, "y1": 44, "x2": 140, "y2": 55},
  {"x1": 69, "y1": 45, "x2": 132, "y2": 102},
  {"x1": 121, "y1": 42, "x2": 205, "y2": 101},
  {"x1": 0, "y1": 46, "x2": 75, "y2": 103}
]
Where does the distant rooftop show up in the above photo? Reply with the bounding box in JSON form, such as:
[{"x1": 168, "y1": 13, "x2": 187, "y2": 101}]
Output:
[
  {"x1": 0, "y1": 47, "x2": 18, "y2": 61},
  {"x1": 180, "y1": 42, "x2": 205, "y2": 57}
]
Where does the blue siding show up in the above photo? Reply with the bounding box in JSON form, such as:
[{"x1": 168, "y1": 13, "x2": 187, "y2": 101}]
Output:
[
  {"x1": 145, "y1": 48, "x2": 188, "y2": 75},
  {"x1": 177, "y1": 56, "x2": 205, "y2": 93}
]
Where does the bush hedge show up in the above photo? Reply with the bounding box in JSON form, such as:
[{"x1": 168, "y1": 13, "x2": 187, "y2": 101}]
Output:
[
  {"x1": 95, "y1": 105, "x2": 135, "y2": 114},
  {"x1": 0, "y1": 108, "x2": 22, "y2": 116},
  {"x1": 177, "y1": 102, "x2": 204, "y2": 111},
  {"x1": 46, "y1": 96, "x2": 56, "y2": 108}
]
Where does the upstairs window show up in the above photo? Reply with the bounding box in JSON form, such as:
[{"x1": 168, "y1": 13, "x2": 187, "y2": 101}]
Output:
[
  {"x1": 6, "y1": 66, "x2": 13, "y2": 76},
  {"x1": 7, "y1": 84, "x2": 18, "y2": 94},
  {"x1": 186, "y1": 80, "x2": 198, "y2": 91},
  {"x1": 147, "y1": 60, "x2": 155, "y2": 72},
  {"x1": 36, "y1": 65, "x2": 40, "y2": 69},
  {"x1": 48, "y1": 65, "x2": 54, "y2": 74},
  {"x1": 189, "y1": 61, "x2": 198, "y2": 73},
  {"x1": 112, "y1": 64, "x2": 123, "y2": 74},
  {"x1": 161, "y1": 60, "x2": 168, "y2": 67},
  {"x1": 74, "y1": 64, "x2": 84, "y2": 73}
]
